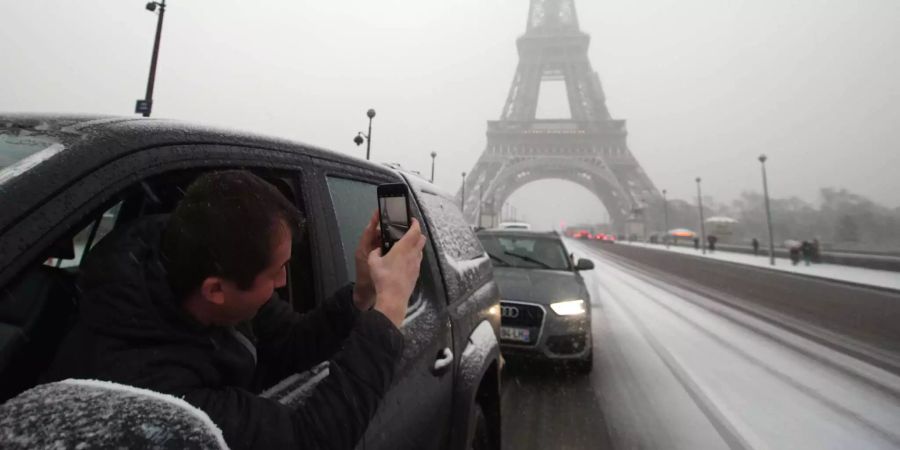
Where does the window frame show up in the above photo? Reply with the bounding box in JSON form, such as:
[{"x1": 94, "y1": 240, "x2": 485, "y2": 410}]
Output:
[
  {"x1": 310, "y1": 158, "x2": 447, "y2": 315},
  {"x1": 0, "y1": 144, "x2": 322, "y2": 310}
]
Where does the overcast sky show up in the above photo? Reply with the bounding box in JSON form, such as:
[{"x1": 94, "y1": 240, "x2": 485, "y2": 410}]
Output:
[{"x1": 3, "y1": 0, "x2": 898, "y2": 230}]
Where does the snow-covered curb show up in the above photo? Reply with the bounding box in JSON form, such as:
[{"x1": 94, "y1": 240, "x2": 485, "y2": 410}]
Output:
[{"x1": 616, "y1": 241, "x2": 900, "y2": 291}]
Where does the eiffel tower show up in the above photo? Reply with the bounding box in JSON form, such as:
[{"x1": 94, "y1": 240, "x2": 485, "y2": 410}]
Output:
[{"x1": 461, "y1": 0, "x2": 660, "y2": 235}]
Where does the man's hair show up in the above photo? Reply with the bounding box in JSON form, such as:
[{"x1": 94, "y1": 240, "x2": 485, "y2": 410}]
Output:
[{"x1": 161, "y1": 170, "x2": 304, "y2": 300}]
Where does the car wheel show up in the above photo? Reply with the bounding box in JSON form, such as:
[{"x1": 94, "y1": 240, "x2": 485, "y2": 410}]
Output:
[{"x1": 468, "y1": 402, "x2": 491, "y2": 450}]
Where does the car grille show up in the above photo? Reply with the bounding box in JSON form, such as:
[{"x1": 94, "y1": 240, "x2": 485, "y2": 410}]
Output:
[
  {"x1": 500, "y1": 302, "x2": 544, "y2": 327},
  {"x1": 500, "y1": 301, "x2": 544, "y2": 346}
]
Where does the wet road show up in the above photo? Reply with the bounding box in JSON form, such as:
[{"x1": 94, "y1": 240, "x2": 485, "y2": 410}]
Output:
[{"x1": 501, "y1": 240, "x2": 900, "y2": 449}]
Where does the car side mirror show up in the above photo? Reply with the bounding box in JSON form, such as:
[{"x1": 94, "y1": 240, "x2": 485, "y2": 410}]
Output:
[{"x1": 575, "y1": 258, "x2": 594, "y2": 271}]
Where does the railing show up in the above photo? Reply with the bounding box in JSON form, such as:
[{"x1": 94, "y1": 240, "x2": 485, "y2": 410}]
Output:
[
  {"x1": 487, "y1": 119, "x2": 626, "y2": 135},
  {"x1": 646, "y1": 240, "x2": 900, "y2": 272}
]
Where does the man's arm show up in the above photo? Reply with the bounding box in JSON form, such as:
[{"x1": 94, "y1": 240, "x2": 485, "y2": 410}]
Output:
[
  {"x1": 185, "y1": 309, "x2": 403, "y2": 450},
  {"x1": 253, "y1": 212, "x2": 424, "y2": 381},
  {"x1": 252, "y1": 284, "x2": 359, "y2": 381}
]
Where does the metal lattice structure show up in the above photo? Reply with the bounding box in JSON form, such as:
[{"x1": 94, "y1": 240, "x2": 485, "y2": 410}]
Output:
[{"x1": 460, "y1": 0, "x2": 659, "y2": 234}]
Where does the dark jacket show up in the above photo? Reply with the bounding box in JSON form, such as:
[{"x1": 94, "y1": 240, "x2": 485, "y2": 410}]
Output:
[{"x1": 45, "y1": 216, "x2": 404, "y2": 450}]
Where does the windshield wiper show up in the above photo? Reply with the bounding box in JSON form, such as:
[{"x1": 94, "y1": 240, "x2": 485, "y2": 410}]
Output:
[
  {"x1": 503, "y1": 251, "x2": 554, "y2": 270},
  {"x1": 486, "y1": 252, "x2": 511, "y2": 267}
]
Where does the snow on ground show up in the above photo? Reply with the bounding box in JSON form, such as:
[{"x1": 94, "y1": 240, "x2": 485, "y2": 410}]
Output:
[{"x1": 617, "y1": 241, "x2": 900, "y2": 291}]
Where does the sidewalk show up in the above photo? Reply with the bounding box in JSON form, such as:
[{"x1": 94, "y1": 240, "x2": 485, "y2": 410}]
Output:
[{"x1": 617, "y1": 241, "x2": 900, "y2": 291}]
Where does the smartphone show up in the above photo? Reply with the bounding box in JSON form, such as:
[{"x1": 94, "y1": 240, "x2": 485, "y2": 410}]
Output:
[{"x1": 377, "y1": 183, "x2": 411, "y2": 255}]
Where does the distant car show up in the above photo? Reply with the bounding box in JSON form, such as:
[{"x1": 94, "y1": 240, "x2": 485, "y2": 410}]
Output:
[
  {"x1": 0, "y1": 115, "x2": 502, "y2": 450},
  {"x1": 477, "y1": 229, "x2": 595, "y2": 373},
  {"x1": 498, "y1": 221, "x2": 531, "y2": 230},
  {"x1": 572, "y1": 229, "x2": 592, "y2": 239}
]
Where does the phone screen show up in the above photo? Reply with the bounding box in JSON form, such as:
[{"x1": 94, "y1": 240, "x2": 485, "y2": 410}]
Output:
[{"x1": 378, "y1": 187, "x2": 410, "y2": 254}]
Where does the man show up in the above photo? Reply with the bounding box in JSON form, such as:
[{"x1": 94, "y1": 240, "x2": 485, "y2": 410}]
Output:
[
  {"x1": 45, "y1": 170, "x2": 425, "y2": 449},
  {"x1": 801, "y1": 240, "x2": 813, "y2": 266}
]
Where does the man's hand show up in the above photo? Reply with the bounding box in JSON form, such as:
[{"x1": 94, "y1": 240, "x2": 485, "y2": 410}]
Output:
[
  {"x1": 352, "y1": 211, "x2": 382, "y2": 311},
  {"x1": 368, "y1": 219, "x2": 426, "y2": 328}
]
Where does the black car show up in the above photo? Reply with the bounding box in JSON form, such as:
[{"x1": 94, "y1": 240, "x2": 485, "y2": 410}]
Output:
[
  {"x1": 0, "y1": 115, "x2": 502, "y2": 450},
  {"x1": 477, "y1": 229, "x2": 595, "y2": 372}
]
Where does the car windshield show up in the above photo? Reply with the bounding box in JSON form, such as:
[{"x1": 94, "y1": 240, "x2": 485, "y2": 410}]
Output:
[
  {"x1": 0, "y1": 133, "x2": 63, "y2": 181},
  {"x1": 478, "y1": 235, "x2": 570, "y2": 271}
]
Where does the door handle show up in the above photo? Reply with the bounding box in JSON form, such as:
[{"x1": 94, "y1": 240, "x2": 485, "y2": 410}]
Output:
[{"x1": 432, "y1": 347, "x2": 454, "y2": 376}]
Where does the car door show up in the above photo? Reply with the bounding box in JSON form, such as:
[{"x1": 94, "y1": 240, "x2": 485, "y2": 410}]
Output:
[{"x1": 310, "y1": 158, "x2": 455, "y2": 450}]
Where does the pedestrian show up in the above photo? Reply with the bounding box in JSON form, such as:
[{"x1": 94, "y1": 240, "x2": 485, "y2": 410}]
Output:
[
  {"x1": 789, "y1": 245, "x2": 801, "y2": 265},
  {"x1": 45, "y1": 170, "x2": 425, "y2": 450},
  {"x1": 801, "y1": 240, "x2": 813, "y2": 266},
  {"x1": 708, "y1": 235, "x2": 718, "y2": 253},
  {"x1": 693, "y1": 237, "x2": 700, "y2": 250},
  {"x1": 752, "y1": 238, "x2": 760, "y2": 256},
  {"x1": 812, "y1": 238, "x2": 821, "y2": 263}
]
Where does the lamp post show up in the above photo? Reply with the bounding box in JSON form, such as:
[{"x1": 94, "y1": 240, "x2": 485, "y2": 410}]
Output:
[
  {"x1": 662, "y1": 189, "x2": 670, "y2": 248},
  {"x1": 353, "y1": 109, "x2": 376, "y2": 160},
  {"x1": 460, "y1": 172, "x2": 467, "y2": 213},
  {"x1": 696, "y1": 177, "x2": 707, "y2": 255},
  {"x1": 136, "y1": 0, "x2": 167, "y2": 117},
  {"x1": 430, "y1": 151, "x2": 437, "y2": 183},
  {"x1": 477, "y1": 181, "x2": 483, "y2": 228},
  {"x1": 759, "y1": 155, "x2": 776, "y2": 266}
]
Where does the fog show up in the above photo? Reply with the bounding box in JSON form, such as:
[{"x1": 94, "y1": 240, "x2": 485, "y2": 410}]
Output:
[{"x1": 2, "y1": 0, "x2": 899, "y2": 230}]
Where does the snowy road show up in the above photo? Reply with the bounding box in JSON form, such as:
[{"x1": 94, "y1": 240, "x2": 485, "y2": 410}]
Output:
[{"x1": 501, "y1": 241, "x2": 900, "y2": 450}]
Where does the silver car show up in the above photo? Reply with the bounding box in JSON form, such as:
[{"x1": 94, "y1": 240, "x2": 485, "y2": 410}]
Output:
[{"x1": 477, "y1": 230, "x2": 595, "y2": 373}]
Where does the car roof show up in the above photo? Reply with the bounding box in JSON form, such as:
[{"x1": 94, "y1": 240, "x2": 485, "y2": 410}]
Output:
[
  {"x1": 0, "y1": 114, "x2": 386, "y2": 170},
  {"x1": 0, "y1": 114, "x2": 399, "y2": 231}
]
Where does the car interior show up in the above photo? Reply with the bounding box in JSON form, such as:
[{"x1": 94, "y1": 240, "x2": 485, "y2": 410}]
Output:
[{"x1": 0, "y1": 169, "x2": 316, "y2": 403}]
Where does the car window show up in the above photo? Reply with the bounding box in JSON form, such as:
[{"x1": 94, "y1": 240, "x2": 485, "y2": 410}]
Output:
[
  {"x1": 44, "y1": 202, "x2": 122, "y2": 269},
  {"x1": 2, "y1": 165, "x2": 319, "y2": 400},
  {"x1": 325, "y1": 176, "x2": 377, "y2": 278},
  {"x1": 325, "y1": 176, "x2": 434, "y2": 310},
  {"x1": 478, "y1": 235, "x2": 570, "y2": 271},
  {"x1": 0, "y1": 133, "x2": 63, "y2": 174}
]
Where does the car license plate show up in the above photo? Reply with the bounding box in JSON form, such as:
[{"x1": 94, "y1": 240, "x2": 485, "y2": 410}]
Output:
[{"x1": 500, "y1": 326, "x2": 531, "y2": 343}]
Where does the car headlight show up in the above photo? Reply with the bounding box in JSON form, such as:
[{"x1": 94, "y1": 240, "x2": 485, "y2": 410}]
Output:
[{"x1": 549, "y1": 299, "x2": 585, "y2": 316}]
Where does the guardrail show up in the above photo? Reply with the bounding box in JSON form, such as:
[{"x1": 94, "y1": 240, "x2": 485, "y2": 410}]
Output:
[{"x1": 619, "y1": 240, "x2": 900, "y2": 273}]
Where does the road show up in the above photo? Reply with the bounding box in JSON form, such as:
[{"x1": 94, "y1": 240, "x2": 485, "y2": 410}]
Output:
[{"x1": 501, "y1": 240, "x2": 900, "y2": 450}]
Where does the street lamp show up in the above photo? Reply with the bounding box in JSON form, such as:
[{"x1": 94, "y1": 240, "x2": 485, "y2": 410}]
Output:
[
  {"x1": 460, "y1": 172, "x2": 467, "y2": 213},
  {"x1": 430, "y1": 151, "x2": 437, "y2": 183},
  {"x1": 696, "y1": 177, "x2": 707, "y2": 255},
  {"x1": 136, "y1": 0, "x2": 167, "y2": 117},
  {"x1": 353, "y1": 108, "x2": 376, "y2": 160},
  {"x1": 662, "y1": 189, "x2": 670, "y2": 248},
  {"x1": 759, "y1": 154, "x2": 776, "y2": 266}
]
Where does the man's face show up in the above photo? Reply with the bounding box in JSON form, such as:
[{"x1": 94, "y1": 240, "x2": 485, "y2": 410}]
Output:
[{"x1": 218, "y1": 221, "x2": 292, "y2": 324}]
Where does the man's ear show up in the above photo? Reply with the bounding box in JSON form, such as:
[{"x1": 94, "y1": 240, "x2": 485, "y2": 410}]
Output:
[{"x1": 200, "y1": 277, "x2": 227, "y2": 306}]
